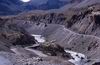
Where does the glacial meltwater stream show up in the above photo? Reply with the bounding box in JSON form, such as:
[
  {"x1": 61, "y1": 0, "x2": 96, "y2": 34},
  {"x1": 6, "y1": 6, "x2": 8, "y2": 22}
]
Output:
[
  {"x1": 65, "y1": 50, "x2": 88, "y2": 65},
  {"x1": 31, "y1": 34, "x2": 88, "y2": 65},
  {"x1": 11, "y1": 34, "x2": 88, "y2": 65},
  {"x1": 31, "y1": 34, "x2": 46, "y2": 43}
]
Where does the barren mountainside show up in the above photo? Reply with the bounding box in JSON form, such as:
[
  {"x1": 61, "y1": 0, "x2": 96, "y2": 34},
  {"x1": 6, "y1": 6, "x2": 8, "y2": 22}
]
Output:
[{"x1": 0, "y1": 0, "x2": 100, "y2": 65}]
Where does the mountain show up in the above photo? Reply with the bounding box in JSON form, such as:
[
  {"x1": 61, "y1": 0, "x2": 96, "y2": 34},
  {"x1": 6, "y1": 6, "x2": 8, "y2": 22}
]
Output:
[
  {"x1": 0, "y1": 0, "x2": 100, "y2": 65},
  {"x1": 38, "y1": 0, "x2": 68, "y2": 10},
  {"x1": 74, "y1": 0, "x2": 100, "y2": 8},
  {"x1": 0, "y1": 3, "x2": 100, "y2": 64},
  {"x1": 0, "y1": 0, "x2": 23, "y2": 15},
  {"x1": 0, "y1": 0, "x2": 87, "y2": 15},
  {"x1": 0, "y1": 0, "x2": 72, "y2": 15}
]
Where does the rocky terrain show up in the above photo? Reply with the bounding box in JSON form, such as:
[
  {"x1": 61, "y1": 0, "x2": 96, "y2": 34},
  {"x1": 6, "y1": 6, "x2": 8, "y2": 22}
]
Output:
[{"x1": 0, "y1": 0, "x2": 100, "y2": 65}]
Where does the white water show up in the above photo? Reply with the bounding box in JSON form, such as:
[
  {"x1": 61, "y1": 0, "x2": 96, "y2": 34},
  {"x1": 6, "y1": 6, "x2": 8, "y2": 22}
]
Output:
[
  {"x1": 31, "y1": 34, "x2": 45, "y2": 43},
  {"x1": 65, "y1": 50, "x2": 87, "y2": 65}
]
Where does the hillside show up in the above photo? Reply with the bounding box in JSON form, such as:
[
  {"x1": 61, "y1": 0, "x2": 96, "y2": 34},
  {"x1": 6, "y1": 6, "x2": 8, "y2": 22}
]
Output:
[{"x1": 0, "y1": 0, "x2": 100, "y2": 65}]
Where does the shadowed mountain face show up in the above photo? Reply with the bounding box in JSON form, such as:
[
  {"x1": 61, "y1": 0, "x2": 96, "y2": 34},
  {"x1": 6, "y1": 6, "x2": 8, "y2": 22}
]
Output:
[
  {"x1": 38, "y1": 0, "x2": 68, "y2": 10},
  {"x1": 0, "y1": 0, "x2": 74, "y2": 15},
  {"x1": 1, "y1": 0, "x2": 100, "y2": 15},
  {"x1": 0, "y1": 0, "x2": 23, "y2": 15}
]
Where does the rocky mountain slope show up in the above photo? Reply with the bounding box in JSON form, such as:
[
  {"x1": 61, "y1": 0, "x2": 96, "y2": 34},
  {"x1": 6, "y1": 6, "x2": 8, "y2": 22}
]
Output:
[{"x1": 0, "y1": 0, "x2": 100, "y2": 65}]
